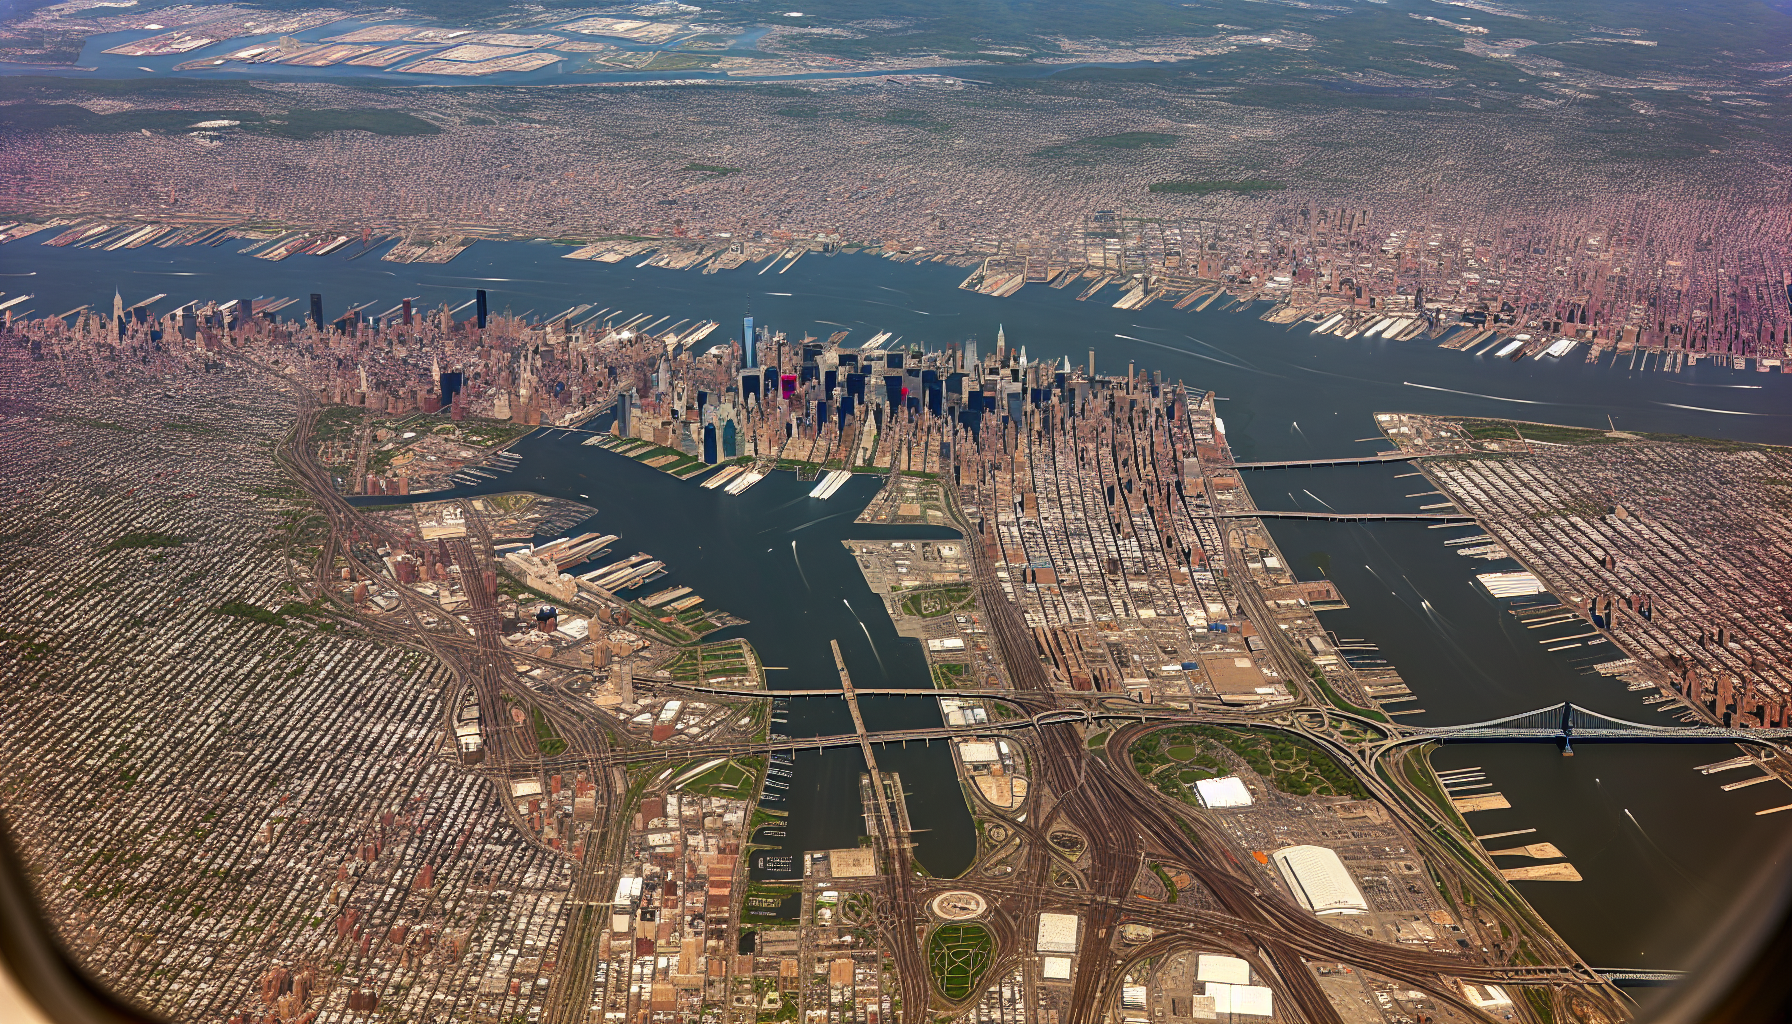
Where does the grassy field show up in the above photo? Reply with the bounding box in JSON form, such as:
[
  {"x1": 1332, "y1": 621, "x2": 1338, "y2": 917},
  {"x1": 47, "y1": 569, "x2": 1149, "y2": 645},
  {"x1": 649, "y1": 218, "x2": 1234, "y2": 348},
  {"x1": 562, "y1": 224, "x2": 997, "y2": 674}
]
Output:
[
  {"x1": 1304, "y1": 659, "x2": 1388, "y2": 723},
  {"x1": 457, "y1": 418, "x2": 537, "y2": 447},
  {"x1": 900, "y1": 585, "x2": 973, "y2": 618},
  {"x1": 640, "y1": 52, "x2": 720, "y2": 71},
  {"x1": 743, "y1": 883, "x2": 802, "y2": 925},
  {"x1": 659, "y1": 639, "x2": 758, "y2": 685},
  {"x1": 680, "y1": 757, "x2": 764, "y2": 801},
  {"x1": 1132, "y1": 725, "x2": 1368, "y2": 800},
  {"x1": 927, "y1": 923, "x2": 993, "y2": 1000},
  {"x1": 310, "y1": 405, "x2": 367, "y2": 443},
  {"x1": 1447, "y1": 416, "x2": 1783, "y2": 453},
  {"x1": 1454, "y1": 418, "x2": 1617, "y2": 445},
  {"x1": 214, "y1": 599, "x2": 330, "y2": 629},
  {"x1": 931, "y1": 662, "x2": 969, "y2": 688},
  {"x1": 531, "y1": 708, "x2": 567, "y2": 757}
]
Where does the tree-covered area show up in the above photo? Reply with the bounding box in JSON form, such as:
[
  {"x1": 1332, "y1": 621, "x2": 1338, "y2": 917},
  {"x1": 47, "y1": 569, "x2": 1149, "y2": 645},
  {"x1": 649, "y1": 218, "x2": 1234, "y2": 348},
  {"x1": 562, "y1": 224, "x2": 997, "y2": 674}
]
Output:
[{"x1": 1131, "y1": 725, "x2": 1369, "y2": 800}]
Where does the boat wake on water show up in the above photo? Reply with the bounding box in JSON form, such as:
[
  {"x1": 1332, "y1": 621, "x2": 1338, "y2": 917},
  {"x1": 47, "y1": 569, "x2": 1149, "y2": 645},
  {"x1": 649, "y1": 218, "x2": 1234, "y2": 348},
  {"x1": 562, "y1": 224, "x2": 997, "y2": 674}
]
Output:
[
  {"x1": 425, "y1": 275, "x2": 553, "y2": 285},
  {"x1": 862, "y1": 297, "x2": 949, "y2": 316},
  {"x1": 792, "y1": 540, "x2": 809, "y2": 591},
  {"x1": 1402, "y1": 381, "x2": 1559, "y2": 405},
  {"x1": 1115, "y1": 335, "x2": 1273, "y2": 376},
  {"x1": 784, "y1": 511, "x2": 848, "y2": 534},
  {"x1": 1654, "y1": 401, "x2": 1777, "y2": 416},
  {"x1": 844, "y1": 599, "x2": 886, "y2": 671},
  {"x1": 1182, "y1": 334, "x2": 1257, "y2": 366}
]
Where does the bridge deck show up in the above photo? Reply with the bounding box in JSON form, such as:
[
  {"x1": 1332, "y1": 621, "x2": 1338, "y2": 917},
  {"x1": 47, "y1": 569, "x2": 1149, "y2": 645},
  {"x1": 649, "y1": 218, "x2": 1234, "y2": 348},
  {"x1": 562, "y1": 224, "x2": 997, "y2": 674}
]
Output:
[
  {"x1": 1228, "y1": 453, "x2": 1428, "y2": 469},
  {"x1": 1205, "y1": 510, "x2": 1474, "y2": 522},
  {"x1": 1424, "y1": 727, "x2": 1792, "y2": 741}
]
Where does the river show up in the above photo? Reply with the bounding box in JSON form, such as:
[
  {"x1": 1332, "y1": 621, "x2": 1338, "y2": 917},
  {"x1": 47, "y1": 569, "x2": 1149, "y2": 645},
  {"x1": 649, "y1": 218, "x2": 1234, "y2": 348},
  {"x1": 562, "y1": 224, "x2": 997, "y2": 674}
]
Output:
[{"x1": 19, "y1": 238, "x2": 1792, "y2": 972}]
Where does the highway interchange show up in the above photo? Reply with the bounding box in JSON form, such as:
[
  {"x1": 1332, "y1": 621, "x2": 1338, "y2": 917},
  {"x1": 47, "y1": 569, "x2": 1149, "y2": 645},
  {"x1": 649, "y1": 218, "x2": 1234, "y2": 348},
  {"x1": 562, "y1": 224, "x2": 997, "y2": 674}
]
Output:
[{"x1": 278, "y1": 391, "x2": 1643, "y2": 1024}]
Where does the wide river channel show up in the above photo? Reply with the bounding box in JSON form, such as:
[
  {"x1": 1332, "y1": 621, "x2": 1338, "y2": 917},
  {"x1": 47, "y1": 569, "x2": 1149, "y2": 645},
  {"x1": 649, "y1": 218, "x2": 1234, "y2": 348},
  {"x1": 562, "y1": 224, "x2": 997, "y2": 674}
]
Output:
[{"x1": 16, "y1": 238, "x2": 1792, "y2": 974}]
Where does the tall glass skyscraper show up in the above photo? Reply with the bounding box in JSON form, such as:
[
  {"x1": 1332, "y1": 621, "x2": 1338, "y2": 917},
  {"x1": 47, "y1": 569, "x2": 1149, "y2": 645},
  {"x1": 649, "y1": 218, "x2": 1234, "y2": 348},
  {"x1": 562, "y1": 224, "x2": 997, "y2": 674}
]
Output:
[{"x1": 742, "y1": 314, "x2": 756, "y2": 368}]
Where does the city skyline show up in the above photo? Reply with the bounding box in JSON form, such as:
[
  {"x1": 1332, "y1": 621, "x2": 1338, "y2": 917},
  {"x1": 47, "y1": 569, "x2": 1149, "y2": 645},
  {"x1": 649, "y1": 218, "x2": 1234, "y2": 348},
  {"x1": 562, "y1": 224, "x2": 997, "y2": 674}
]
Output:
[{"x1": 6, "y1": 0, "x2": 1792, "y2": 1020}]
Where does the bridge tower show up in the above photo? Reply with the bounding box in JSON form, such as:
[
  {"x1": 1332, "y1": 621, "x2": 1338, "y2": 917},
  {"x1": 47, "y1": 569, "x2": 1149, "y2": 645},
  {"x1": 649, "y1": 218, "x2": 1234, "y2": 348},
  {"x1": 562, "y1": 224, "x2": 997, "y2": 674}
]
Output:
[{"x1": 1560, "y1": 701, "x2": 1575, "y2": 757}]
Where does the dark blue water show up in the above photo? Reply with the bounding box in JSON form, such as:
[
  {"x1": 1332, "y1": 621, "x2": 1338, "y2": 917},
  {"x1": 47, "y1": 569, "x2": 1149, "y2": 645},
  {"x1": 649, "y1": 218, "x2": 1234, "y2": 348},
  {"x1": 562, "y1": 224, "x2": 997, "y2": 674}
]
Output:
[
  {"x1": 1429, "y1": 743, "x2": 1789, "y2": 972},
  {"x1": 30, "y1": 239, "x2": 1792, "y2": 967},
  {"x1": 353, "y1": 426, "x2": 975, "y2": 877}
]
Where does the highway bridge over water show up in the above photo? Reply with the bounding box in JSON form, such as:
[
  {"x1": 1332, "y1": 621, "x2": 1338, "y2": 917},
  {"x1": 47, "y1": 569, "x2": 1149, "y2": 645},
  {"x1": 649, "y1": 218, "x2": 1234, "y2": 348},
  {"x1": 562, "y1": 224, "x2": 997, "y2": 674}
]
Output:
[
  {"x1": 1394, "y1": 701, "x2": 1792, "y2": 749},
  {"x1": 1205, "y1": 509, "x2": 1475, "y2": 523},
  {"x1": 1227, "y1": 453, "x2": 1434, "y2": 469},
  {"x1": 599, "y1": 690, "x2": 1791, "y2": 770}
]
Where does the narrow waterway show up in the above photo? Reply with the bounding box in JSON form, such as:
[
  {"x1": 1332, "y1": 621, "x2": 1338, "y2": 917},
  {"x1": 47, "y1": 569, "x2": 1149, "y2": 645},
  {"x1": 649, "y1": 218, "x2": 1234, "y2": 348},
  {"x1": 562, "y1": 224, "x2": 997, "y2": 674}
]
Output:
[
  {"x1": 395, "y1": 425, "x2": 979, "y2": 878},
  {"x1": 38, "y1": 240, "x2": 1792, "y2": 968}
]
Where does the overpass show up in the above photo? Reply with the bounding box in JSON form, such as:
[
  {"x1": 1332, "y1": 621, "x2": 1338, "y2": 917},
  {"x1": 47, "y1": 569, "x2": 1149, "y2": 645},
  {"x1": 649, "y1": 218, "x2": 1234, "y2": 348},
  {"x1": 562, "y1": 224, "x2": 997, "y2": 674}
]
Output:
[
  {"x1": 538, "y1": 706, "x2": 1132, "y2": 770},
  {"x1": 538, "y1": 725, "x2": 997, "y2": 769}
]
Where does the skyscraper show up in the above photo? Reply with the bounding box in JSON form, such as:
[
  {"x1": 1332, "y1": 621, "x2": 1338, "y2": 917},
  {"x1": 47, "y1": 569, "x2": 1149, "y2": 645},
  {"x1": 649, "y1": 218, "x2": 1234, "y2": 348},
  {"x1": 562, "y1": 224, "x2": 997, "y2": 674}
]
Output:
[
  {"x1": 440, "y1": 371, "x2": 463, "y2": 409},
  {"x1": 475, "y1": 290, "x2": 488, "y2": 330},
  {"x1": 742, "y1": 313, "x2": 756, "y2": 368},
  {"x1": 402, "y1": 298, "x2": 412, "y2": 326},
  {"x1": 310, "y1": 293, "x2": 324, "y2": 332}
]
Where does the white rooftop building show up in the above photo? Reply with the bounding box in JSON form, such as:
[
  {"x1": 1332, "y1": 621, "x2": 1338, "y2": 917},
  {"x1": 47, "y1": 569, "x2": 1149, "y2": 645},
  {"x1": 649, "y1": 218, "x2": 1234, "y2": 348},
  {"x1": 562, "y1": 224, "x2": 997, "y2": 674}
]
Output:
[
  {"x1": 1209, "y1": 983, "x2": 1275, "y2": 1016},
  {"x1": 1271, "y1": 845, "x2": 1369, "y2": 916},
  {"x1": 1193, "y1": 775, "x2": 1252, "y2": 808},
  {"x1": 957, "y1": 740, "x2": 1000, "y2": 763},
  {"x1": 1196, "y1": 954, "x2": 1251, "y2": 986},
  {"x1": 1036, "y1": 912, "x2": 1079, "y2": 953}
]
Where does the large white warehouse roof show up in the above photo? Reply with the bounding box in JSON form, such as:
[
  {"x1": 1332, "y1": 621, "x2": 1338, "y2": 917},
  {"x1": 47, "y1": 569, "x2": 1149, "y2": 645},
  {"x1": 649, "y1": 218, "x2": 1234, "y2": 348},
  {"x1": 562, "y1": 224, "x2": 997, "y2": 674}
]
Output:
[
  {"x1": 1036, "y1": 912, "x2": 1080, "y2": 953},
  {"x1": 1194, "y1": 775, "x2": 1252, "y2": 808},
  {"x1": 1271, "y1": 845, "x2": 1369, "y2": 916}
]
